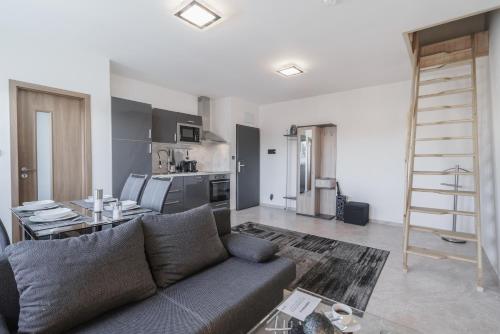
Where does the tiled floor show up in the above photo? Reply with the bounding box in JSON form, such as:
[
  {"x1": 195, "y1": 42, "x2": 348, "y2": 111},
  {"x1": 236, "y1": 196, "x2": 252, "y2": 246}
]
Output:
[{"x1": 232, "y1": 206, "x2": 500, "y2": 334}]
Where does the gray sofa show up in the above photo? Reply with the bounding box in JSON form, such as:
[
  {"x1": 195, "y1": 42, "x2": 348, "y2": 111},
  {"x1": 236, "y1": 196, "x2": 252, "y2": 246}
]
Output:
[{"x1": 0, "y1": 207, "x2": 296, "y2": 334}]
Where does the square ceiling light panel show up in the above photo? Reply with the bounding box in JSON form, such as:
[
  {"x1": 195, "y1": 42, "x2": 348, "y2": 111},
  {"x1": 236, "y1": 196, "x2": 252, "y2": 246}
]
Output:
[
  {"x1": 277, "y1": 65, "x2": 304, "y2": 77},
  {"x1": 175, "y1": 1, "x2": 221, "y2": 29}
]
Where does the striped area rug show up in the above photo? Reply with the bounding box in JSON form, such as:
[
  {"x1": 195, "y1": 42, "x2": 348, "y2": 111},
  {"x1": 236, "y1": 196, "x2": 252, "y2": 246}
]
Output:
[{"x1": 232, "y1": 222, "x2": 389, "y2": 311}]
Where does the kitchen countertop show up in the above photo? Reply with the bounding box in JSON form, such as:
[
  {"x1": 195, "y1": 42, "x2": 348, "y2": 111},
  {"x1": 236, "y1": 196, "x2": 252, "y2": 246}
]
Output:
[{"x1": 154, "y1": 171, "x2": 231, "y2": 178}]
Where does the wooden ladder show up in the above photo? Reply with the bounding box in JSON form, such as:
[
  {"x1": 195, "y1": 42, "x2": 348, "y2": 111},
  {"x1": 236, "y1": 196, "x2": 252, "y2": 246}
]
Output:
[{"x1": 402, "y1": 33, "x2": 483, "y2": 291}]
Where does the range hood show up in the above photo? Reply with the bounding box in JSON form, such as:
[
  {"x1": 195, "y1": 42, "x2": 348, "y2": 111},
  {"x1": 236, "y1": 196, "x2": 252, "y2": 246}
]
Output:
[{"x1": 198, "y1": 96, "x2": 226, "y2": 143}]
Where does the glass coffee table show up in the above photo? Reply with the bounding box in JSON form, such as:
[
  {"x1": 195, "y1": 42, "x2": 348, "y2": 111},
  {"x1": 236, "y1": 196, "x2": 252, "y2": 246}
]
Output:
[{"x1": 248, "y1": 288, "x2": 421, "y2": 334}]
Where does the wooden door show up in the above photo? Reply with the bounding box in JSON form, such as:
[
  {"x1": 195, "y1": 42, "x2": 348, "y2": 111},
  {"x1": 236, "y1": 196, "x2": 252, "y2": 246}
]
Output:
[{"x1": 17, "y1": 89, "x2": 89, "y2": 203}]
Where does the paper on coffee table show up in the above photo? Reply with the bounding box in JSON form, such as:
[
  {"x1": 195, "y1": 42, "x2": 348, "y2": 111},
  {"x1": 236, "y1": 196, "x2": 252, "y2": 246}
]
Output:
[{"x1": 277, "y1": 290, "x2": 322, "y2": 321}]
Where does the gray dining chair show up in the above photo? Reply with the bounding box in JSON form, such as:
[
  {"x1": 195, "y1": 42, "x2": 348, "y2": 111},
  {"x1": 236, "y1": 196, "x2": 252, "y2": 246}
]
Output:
[
  {"x1": 139, "y1": 177, "x2": 172, "y2": 213},
  {"x1": 0, "y1": 219, "x2": 10, "y2": 252},
  {"x1": 120, "y1": 174, "x2": 148, "y2": 203}
]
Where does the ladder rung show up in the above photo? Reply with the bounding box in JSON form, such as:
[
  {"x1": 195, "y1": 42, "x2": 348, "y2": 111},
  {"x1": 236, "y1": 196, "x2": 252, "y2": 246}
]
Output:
[
  {"x1": 417, "y1": 104, "x2": 472, "y2": 112},
  {"x1": 416, "y1": 119, "x2": 473, "y2": 126},
  {"x1": 414, "y1": 153, "x2": 474, "y2": 157},
  {"x1": 420, "y1": 59, "x2": 472, "y2": 73},
  {"x1": 409, "y1": 206, "x2": 476, "y2": 216},
  {"x1": 409, "y1": 225, "x2": 477, "y2": 242},
  {"x1": 413, "y1": 171, "x2": 474, "y2": 176},
  {"x1": 407, "y1": 246, "x2": 477, "y2": 263},
  {"x1": 419, "y1": 75, "x2": 471, "y2": 86},
  {"x1": 412, "y1": 188, "x2": 476, "y2": 196},
  {"x1": 416, "y1": 136, "x2": 472, "y2": 141},
  {"x1": 419, "y1": 88, "x2": 473, "y2": 99}
]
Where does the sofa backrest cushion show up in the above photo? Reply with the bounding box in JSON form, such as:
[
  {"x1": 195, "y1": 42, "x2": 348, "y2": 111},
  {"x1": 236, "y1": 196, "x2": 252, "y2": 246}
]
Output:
[
  {"x1": 212, "y1": 208, "x2": 231, "y2": 236},
  {"x1": 5, "y1": 218, "x2": 156, "y2": 334},
  {"x1": 0, "y1": 252, "x2": 19, "y2": 331},
  {"x1": 142, "y1": 204, "x2": 229, "y2": 288}
]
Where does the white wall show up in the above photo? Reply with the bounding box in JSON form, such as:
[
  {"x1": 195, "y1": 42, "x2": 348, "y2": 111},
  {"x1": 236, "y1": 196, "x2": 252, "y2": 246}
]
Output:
[
  {"x1": 487, "y1": 9, "x2": 500, "y2": 276},
  {"x1": 110, "y1": 74, "x2": 197, "y2": 114},
  {"x1": 212, "y1": 97, "x2": 260, "y2": 209},
  {"x1": 259, "y1": 81, "x2": 410, "y2": 223},
  {"x1": 0, "y1": 35, "x2": 111, "y2": 240}
]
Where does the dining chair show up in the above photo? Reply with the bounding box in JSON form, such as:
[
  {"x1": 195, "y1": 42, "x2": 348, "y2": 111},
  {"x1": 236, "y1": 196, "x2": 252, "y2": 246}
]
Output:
[
  {"x1": 0, "y1": 219, "x2": 11, "y2": 252},
  {"x1": 139, "y1": 177, "x2": 172, "y2": 213},
  {"x1": 120, "y1": 174, "x2": 148, "y2": 203}
]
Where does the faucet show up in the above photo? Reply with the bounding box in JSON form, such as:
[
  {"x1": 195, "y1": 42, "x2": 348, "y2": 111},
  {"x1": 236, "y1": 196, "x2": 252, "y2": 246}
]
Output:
[{"x1": 157, "y1": 149, "x2": 170, "y2": 170}]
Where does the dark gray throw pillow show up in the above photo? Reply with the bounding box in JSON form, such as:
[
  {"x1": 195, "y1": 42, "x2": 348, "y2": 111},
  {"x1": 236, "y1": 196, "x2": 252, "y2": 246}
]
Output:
[
  {"x1": 222, "y1": 233, "x2": 278, "y2": 263},
  {"x1": 6, "y1": 218, "x2": 156, "y2": 334},
  {"x1": 0, "y1": 253, "x2": 19, "y2": 331},
  {"x1": 142, "y1": 204, "x2": 229, "y2": 287}
]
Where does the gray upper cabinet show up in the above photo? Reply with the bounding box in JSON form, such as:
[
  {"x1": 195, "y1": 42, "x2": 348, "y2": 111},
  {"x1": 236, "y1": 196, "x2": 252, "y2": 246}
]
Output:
[
  {"x1": 183, "y1": 175, "x2": 209, "y2": 210},
  {"x1": 152, "y1": 108, "x2": 202, "y2": 143},
  {"x1": 112, "y1": 97, "x2": 152, "y2": 141},
  {"x1": 152, "y1": 108, "x2": 177, "y2": 143},
  {"x1": 176, "y1": 113, "x2": 202, "y2": 126}
]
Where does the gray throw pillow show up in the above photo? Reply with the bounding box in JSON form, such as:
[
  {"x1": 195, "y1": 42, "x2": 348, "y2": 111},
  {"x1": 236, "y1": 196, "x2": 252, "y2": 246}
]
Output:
[
  {"x1": 6, "y1": 218, "x2": 156, "y2": 334},
  {"x1": 142, "y1": 204, "x2": 229, "y2": 287},
  {"x1": 222, "y1": 233, "x2": 278, "y2": 262}
]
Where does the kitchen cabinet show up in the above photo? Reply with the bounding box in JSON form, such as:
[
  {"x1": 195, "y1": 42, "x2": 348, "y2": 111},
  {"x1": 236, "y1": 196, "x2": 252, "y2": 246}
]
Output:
[
  {"x1": 152, "y1": 108, "x2": 177, "y2": 143},
  {"x1": 112, "y1": 97, "x2": 152, "y2": 197},
  {"x1": 112, "y1": 97, "x2": 152, "y2": 141},
  {"x1": 183, "y1": 175, "x2": 209, "y2": 210},
  {"x1": 112, "y1": 139, "x2": 152, "y2": 197},
  {"x1": 162, "y1": 177, "x2": 184, "y2": 213},
  {"x1": 152, "y1": 108, "x2": 202, "y2": 144},
  {"x1": 176, "y1": 113, "x2": 202, "y2": 126}
]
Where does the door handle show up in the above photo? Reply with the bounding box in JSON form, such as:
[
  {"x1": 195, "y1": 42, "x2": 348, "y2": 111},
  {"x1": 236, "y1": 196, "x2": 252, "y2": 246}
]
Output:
[
  {"x1": 148, "y1": 144, "x2": 152, "y2": 154},
  {"x1": 237, "y1": 161, "x2": 246, "y2": 173},
  {"x1": 148, "y1": 129, "x2": 152, "y2": 139},
  {"x1": 174, "y1": 133, "x2": 177, "y2": 142},
  {"x1": 20, "y1": 167, "x2": 36, "y2": 173}
]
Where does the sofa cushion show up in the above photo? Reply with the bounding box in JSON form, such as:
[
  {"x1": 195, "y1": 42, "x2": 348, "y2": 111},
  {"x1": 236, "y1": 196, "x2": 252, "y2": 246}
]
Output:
[
  {"x1": 222, "y1": 233, "x2": 278, "y2": 263},
  {"x1": 5, "y1": 218, "x2": 156, "y2": 334},
  {"x1": 69, "y1": 256, "x2": 296, "y2": 334},
  {"x1": 142, "y1": 204, "x2": 229, "y2": 288},
  {"x1": 0, "y1": 253, "x2": 19, "y2": 332},
  {"x1": 212, "y1": 208, "x2": 231, "y2": 236}
]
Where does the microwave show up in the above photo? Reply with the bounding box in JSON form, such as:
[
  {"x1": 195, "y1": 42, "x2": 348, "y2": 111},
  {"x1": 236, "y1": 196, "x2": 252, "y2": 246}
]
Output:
[{"x1": 177, "y1": 123, "x2": 202, "y2": 143}]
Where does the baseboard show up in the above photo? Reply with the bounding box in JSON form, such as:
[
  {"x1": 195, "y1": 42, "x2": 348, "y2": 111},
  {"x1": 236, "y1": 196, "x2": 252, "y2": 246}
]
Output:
[{"x1": 259, "y1": 202, "x2": 288, "y2": 210}]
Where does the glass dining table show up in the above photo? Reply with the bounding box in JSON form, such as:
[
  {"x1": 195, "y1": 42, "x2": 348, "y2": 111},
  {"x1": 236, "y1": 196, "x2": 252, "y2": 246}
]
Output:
[{"x1": 11, "y1": 199, "x2": 159, "y2": 240}]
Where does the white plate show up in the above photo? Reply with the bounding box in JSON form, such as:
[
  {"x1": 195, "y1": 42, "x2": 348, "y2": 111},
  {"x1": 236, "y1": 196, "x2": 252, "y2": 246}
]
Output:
[
  {"x1": 29, "y1": 212, "x2": 79, "y2": 223},
  {"x1": 35, "y1": 208, "x2": 72, "y2": 220},
  {"x1": 18, "y1": 200, "x2": 57, "y2": 211}
]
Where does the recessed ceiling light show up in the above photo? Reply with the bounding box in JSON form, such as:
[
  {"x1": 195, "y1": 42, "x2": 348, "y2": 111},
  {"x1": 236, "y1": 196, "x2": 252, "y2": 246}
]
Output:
[
  {"x1": 175, "y1": 1, "x2": 221, "y2": 29},
  {"x1": 277, "y1": 65, "x2": 304, "y2": 77}
]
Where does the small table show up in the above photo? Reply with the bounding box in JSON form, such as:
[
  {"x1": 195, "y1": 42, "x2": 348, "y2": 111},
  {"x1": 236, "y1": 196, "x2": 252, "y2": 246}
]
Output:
[
  {"x1": 11, "y1": 201, "x2": 158, "y2": 240},
  {"x1": 248, "y1": 288, "x2": 421, "y2": 334}
]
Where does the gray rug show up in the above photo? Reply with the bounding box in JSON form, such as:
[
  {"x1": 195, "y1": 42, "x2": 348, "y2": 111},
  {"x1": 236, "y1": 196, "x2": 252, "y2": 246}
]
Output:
[{"x1": 232, "y1": 222, "x2": 389, "y2": 311}]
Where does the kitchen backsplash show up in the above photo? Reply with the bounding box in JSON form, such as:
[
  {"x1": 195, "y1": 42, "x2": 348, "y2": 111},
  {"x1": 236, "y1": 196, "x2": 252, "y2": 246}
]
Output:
[{"x1": 152, "y1": 142, "x2": 231, "y2": 174}]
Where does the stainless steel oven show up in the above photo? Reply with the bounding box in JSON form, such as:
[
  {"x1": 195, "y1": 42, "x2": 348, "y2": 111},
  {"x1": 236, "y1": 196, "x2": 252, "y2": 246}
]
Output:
[
  {"x1": 177, "y1": 123, "x2": 202, "y2": 144},
  {"x1": 209, "y1": 174, "x2": 230, "y2": 208}
]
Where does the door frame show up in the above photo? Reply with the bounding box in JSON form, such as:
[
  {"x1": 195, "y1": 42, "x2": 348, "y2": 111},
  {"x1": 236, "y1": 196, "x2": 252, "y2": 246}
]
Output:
[{"x1": 9, "y1": 80, "x2": 92, "y2": 242}]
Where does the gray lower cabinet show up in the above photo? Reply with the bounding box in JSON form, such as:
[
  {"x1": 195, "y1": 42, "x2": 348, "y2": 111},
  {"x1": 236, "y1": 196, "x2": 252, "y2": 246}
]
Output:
[
  {"x1": 162, "y1": 177, "x2": 184, "y2": 213},
  {"x1": 183, "y1": 175, "x2": 209, "y2": 210}
]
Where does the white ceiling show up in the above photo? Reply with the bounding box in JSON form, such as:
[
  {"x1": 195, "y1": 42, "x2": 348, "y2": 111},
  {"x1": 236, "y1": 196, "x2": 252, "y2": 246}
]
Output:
[{"x1": 1, "y1": 0, "x2": 500, "y2": 104}]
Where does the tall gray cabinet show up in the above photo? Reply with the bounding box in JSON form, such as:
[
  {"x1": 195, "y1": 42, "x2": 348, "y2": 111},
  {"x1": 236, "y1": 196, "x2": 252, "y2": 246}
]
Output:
[{"x1": 112, "y1": 97, "x2": 152, "y2": 197}]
